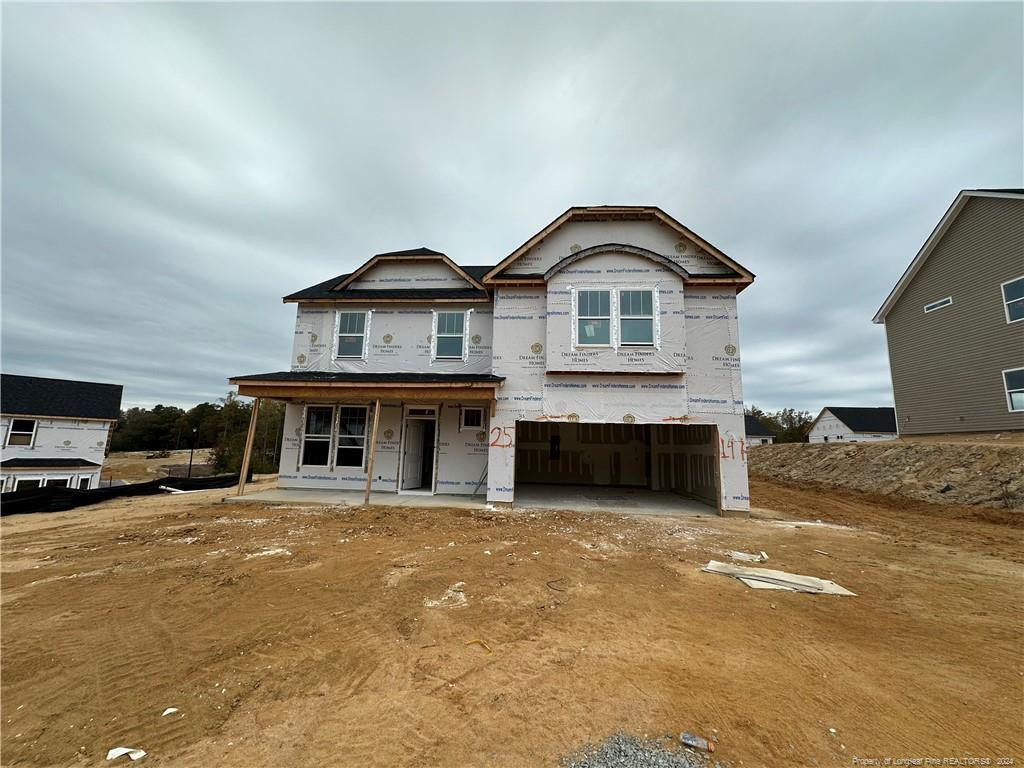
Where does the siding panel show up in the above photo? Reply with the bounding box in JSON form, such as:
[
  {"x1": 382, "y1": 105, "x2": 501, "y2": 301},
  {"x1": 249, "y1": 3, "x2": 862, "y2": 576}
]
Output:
[{"x1": 885, "y1": 197, "x2": 1024, "y2": 434}]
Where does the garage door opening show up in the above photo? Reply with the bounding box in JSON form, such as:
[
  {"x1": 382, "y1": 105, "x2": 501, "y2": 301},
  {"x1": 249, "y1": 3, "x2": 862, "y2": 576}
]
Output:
[{"x1": 514, "y1": 421, "x2": 720, "y2": 513}]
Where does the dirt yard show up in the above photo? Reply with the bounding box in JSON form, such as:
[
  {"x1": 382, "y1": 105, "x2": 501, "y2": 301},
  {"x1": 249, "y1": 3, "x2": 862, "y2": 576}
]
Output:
[
  {"x1": 2, "y1": 479, "x2": 1021, "y2": 767},
  {"x1": 103, "y1": 449, "x2": 215, "y2": 483}
]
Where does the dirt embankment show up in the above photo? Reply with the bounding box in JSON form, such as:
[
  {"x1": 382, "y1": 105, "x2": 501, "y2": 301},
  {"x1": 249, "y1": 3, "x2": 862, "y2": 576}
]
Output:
[{"x1": 749, "y1": 440, "x2": 1023, "y2": 509}]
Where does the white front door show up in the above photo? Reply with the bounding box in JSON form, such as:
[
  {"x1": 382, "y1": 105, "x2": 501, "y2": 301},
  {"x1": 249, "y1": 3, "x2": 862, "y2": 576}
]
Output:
[{"x1": 402, "y1": 419, "x2": 424, "y2": 490}]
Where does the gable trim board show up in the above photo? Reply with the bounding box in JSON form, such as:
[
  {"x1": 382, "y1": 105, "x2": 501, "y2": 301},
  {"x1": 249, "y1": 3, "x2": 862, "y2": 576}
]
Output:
[
  {"x1": 483, "y1": 206, "x2": 754, "y2": 288},
  {"x1": 333, "y1": 249, "x2": 486, "y2": 292},
  {"x1": 873, "y1": 189, "x2": 1024, "y2": 324}
]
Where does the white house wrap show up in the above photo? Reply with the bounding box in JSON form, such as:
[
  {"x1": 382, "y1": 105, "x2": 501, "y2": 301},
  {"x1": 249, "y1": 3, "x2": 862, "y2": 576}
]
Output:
[{"x1": 231, "y1": 207, "x2": 756, "y2": 514}]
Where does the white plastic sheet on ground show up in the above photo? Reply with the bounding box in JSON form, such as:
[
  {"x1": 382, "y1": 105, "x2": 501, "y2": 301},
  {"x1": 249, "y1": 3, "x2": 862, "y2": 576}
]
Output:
[{"x1": 702, "y1": 560, "x2": 857, "y2": 595}]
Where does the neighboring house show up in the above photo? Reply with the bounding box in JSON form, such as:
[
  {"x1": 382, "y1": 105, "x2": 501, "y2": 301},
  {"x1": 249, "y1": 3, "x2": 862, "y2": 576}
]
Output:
[
  {"x1": 873, "y1": 189, "x2": 1024, "y2": 435},
  {"x1": 231, "y1": 206, "x2": 756, "y2": 513},
  {"x1": 807, "y1": 407, "x2": 897, "y2": 443},
  {"x1": 744, "y1": 414, "x2": 774, "y2": 445},
  {"x1": 1, "y1": 374, "x2": 123, "y2": 492}
]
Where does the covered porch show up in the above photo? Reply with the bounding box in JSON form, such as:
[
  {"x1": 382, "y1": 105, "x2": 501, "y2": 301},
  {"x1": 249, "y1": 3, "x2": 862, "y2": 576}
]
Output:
[{"x1": 228, "y1": 372, "x2": 504, "y2": 502}]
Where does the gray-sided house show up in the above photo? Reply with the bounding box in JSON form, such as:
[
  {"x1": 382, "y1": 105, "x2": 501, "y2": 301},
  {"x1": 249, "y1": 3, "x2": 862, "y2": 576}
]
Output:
[
  {"x1": 230, "y1": 206, "x2": 757, "y2": 514},
  {"x1": 873, "y1": 189, "x2": 1024, "y2": 435},
  {"x1": 807, "y1": 407, "x2": 897, "y2": 443},
  {"x1": 744, "y1": 414, "x2": 774, "y2": 445},
  {"x1": 1, "y1": 374, "x2": 123, "y2": 491}
]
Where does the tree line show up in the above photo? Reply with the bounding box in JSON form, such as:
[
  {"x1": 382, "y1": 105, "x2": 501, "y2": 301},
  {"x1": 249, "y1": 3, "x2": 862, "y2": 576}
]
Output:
[
  {"x1": 745, "y1": 406, "x2": 814, "y2": 443},
  {"x1": 110, "y1": 393, "x2": 286, "y2": 474}
]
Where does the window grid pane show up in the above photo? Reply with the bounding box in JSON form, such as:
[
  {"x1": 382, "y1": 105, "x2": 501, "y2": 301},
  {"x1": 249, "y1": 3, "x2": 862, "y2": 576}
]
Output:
[
  {"x1": 1005, "y1": 369, "x2": 1024, "y2": 391},
  {"x1": 620, "y1": 318, "x2": 654, "y2": 344},
  {"x1": 436, "y1": 335, "x2": 464, "y2": 358},
  {"x1": 620, "y1": 290, "x2": 653, "y2": 317},
  {"x1": 338, "y1": 312, "x2": 366, "y2": 334},
  {"x1": 305, "y1": 407, "x2": 333, "y2": 436},
  {"x1": 437, "y1": 312, "x2": 464, "y2": 334},
  {"x1": 578, "y1": 318, "x2": 611, "y2": 345},
  {"x1": 1003, "y1": 277, "x2": 1024, "y2": 303}
]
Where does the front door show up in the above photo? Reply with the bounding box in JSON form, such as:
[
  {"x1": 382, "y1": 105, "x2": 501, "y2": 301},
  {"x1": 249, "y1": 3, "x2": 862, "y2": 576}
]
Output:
[{"x1": 401, "y1": 419, "x2": 424, "y2": 490}]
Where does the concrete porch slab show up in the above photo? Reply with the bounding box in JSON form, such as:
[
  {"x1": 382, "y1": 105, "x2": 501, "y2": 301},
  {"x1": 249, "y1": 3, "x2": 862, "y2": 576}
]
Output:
[{"x1": 225, "y1": 483, "x2": 715, "y2": 518}]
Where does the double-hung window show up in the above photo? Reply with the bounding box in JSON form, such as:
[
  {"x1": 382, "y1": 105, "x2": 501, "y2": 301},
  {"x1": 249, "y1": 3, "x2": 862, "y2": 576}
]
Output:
[
  {"x1": 1001, "y1": 276, "x2": 1024, "y2": 324},
  {"x1": 301, "y1": 406, "x2": 334, "y2": 466},
  {"x1": 336, "y1": 312, "x2": 367, "y2": 358},
  {"x1": 619, "y1": 290, "x2": 655, "y2": 346},
  {"x1": 6, "y1": 419, "x2": 37, "y2": 447},
  {"x1": 336, "y1": 406, "x2": 369, "y2": 467},
  {"x1": 435, "y1": 312, "x2": 466, "y2": 359},
  {"x1": 1004, "y1": 368, "x2": 1024, "y2": 413},
  {"x1": 577, "y1": 290, "x2": 611, "y2": 345}
]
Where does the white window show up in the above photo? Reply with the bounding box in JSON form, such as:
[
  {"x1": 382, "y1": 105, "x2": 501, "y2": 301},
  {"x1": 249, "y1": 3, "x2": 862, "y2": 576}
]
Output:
[
  {"x1": 460, "y1": 407, "x2": 484, "y2": 431},
  {"x1": 1001, "y1": 276, "x2": 1024, "y2": 324},
  {"x1": 576, "y1": 290, "x2": 611, "y2": 346},
  {"x1": 1004, "y1": 368, "x2": 1024, "y2": 412},
  {"x1": 435, "y1": 311, "x2": 466, "y2": 359},
  {"x1": 78, "y1": 477, "x2": 91, "y2": 490},
  {"x1": 619, "y1": 290, "x2": 655, "y2": 346},
  {"x1": 336, "y1": 311, "x2": 368, "y2": 358},
  {"x1": 5, "y1": 418, "x2": 37, "y2": 447},
  {"x1": 923, "y1": 296, "x2": 952, "y2": 313},
  {"x1": 336, "y1": 406, "x2": 368, "y2": 468},
  {"x1": 301, "y1": 406, "x2": 334, "y2": 466},
  {"x1": 14, "y1": 478, "x2": 42, "y2": 491}
]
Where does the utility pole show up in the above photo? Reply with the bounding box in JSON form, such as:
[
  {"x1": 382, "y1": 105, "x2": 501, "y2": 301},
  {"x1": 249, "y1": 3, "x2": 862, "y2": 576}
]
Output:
[{"x1": 187, "y1": 427, "x2": 198, "y2": 478}]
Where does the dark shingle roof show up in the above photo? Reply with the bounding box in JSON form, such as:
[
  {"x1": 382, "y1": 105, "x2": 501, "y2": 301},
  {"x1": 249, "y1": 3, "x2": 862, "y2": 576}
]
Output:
[
  {"x1": 1, "y1": 375, "x2": 122, "y2": 420},
  {"x1": 826, "y1": 407, "x2": 897, "y2": 433},
  {"x1": 374, "y1": 247, "x2": 446, "y2": 257},
  {"x1": 744, "y1": 414, "x2": 774, "y2": 437},
  {"x1": 283, "y1": 260, "x2": 497, "y2": 302},
  {"x1": 1, "y1": 457, "x2": 101, "y2": 469},
  {"x1": 230, "y1": 371, "x2": 504, "y2": 384}
]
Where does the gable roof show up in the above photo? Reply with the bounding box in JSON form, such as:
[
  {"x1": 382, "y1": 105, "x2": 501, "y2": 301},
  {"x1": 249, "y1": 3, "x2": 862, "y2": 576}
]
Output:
[
  {"x1": 1, "y1": 374, "x2": 123, "y2": 420},
  {"x1": 483, "y1": 205, "x2": 755, "y2": 288},
  {"x1": 812, "y1": 407, "x2": 897, "y2": 434},
  {"x1": 744, "y1": 414, "x2": 774, "y2": 437},
  {"x1": 873, "y1": 189, "x2": 1024, "y2": 323},
  {"x1": 284, "y1": 249, "x2": 492, "y2": 303}
]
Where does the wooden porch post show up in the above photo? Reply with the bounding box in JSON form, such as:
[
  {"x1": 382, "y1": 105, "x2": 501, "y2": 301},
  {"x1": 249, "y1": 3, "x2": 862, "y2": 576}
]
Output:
[
  {"x1": 363, "y1": 398, "x2": 382, "y2": 505},
  {"x1": 236, "y1": 397, "x2": 261, "y2": 496}
]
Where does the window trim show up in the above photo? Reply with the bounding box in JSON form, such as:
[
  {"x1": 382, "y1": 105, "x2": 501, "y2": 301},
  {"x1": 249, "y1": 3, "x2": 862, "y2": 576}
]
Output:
[
  {"x1": 335, "y1": 405, "x2": 370, "y2": 469},
  {"x1": 5, "y1": 418, "x2": 38, "y2": 448},
  {"x1": 433, "y1": 310, "x2": 468, "y2": 361},
  {"x1": 1003, "y1": 367, "x2": 1024, "y2": 413},
  {"x1": 78, "y1": 476, "x2": 91, "y2": 490},
  {"x1": 334, "y1": 310, "x2": 370, "y2": 360},
  {"x1": 574, "y1": 288, "x2": 613, "y2": 348},
  {"x1": 923, "y1": 296, "x2": 953, "y2": 314},
  {"x1": 300, "y1": 405, "x2": 335, "y2": 468},
  {"x1": 1000, "y1": 276, "x2": 1024, "y2": 324},
  {"x1": 14, "y1": 477, "x2": 44, "y2": 491},
  {"x1": 45, "y1": 477, "x2": 72, "y2": 488},
  {"x1": 617, "y1": 287, "x2": 658, "y2": 347},
  {"x1": 460, "y1": 406, "x2": 485, "y2": 432}
]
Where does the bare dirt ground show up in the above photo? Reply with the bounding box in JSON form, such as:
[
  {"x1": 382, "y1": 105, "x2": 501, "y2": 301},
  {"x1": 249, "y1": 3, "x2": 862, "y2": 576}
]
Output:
[
  {"x1": 2, "y1": 479, "x2": 1021, "y2": 767},
  {"x1": 103, "y1": 449, "x2": 215, "y2": 483}
]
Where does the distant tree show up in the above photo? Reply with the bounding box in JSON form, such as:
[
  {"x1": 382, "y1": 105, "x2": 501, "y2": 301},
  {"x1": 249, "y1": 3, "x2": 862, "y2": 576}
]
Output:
[
  {"x1": 109, "y1": 393, "x2": 286, "y2": 474},
  {"x1": 744, "y1": 405, "x2": 813, "y2": 443}
]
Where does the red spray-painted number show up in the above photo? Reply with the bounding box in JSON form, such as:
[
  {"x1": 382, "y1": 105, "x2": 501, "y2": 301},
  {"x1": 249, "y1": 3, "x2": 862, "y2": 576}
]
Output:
[{"x1": 489, "y1": 426, "x2": 515, "y2": 448}]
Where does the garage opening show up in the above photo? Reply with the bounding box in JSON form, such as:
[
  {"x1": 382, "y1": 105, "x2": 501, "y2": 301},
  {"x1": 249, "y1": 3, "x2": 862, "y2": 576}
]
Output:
[{"x1": 514, "y1": 421, "x2": 719, "y2": 512}]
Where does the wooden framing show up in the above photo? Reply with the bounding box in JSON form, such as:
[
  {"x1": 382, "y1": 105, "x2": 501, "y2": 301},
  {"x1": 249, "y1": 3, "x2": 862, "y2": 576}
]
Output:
[
  {"x1": 236, "y1": 397, "x2": 261, "y2": 496},
  {"x1": 363, "y1": 399, "x2": 382, "y2": 504},
  {"x1": 230, "y1": 380, "x2": 501, "y2": 403}
]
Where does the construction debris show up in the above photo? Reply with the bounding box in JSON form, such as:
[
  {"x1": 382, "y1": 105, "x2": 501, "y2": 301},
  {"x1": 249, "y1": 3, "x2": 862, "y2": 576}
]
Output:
[
  {"x1": 106, "y1": 746, "x2": 146, "y2": 761},
  {"x1": 726, "y1": 550, "x2": 768, "y2": 563},
  {"x1": 678, "y1": 732, "x2": 715, "y2": 752},
  {"x1": 702, "y1": 560, "x2": 856, "y2": 595}
]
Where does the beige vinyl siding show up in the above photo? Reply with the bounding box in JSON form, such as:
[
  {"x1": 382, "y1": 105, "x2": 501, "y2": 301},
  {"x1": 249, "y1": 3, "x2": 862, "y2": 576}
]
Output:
[{"x1": 885, "y1": 196, "x2": 1024, "y2": 434}]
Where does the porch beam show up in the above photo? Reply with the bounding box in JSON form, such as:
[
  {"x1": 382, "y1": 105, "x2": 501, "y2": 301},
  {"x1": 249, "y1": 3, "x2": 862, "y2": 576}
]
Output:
[
  {"x1": 363, "y1": 398, "x2": 382, "y2": 505},
  {"x1": 236, "y1": 397, "x2": 261, "y2": 497},
  {"x1": 234, "y1": 384, "x2": 498, "y2": 402}
]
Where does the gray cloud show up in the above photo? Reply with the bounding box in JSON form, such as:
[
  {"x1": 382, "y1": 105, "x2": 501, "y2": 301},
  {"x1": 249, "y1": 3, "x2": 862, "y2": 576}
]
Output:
[{"x1": 3, "y1": 2, "x2": 1021, "y2": 412}]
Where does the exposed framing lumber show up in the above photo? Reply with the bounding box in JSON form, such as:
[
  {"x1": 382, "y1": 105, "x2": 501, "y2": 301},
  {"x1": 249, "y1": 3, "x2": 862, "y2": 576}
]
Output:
[
  {"x1": 233, "y1": 383, "x2": 500, "y2": 403},
  {"x1": 236, "y1": 397, "x2": 261, "y2": 497},
  {"x1": 363, "y1": 398, "x2": 382, "y2": 505}
]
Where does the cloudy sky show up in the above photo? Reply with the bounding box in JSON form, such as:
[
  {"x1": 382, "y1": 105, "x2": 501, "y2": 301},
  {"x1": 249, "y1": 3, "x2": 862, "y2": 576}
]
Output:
[{"x1": 3, "y1": 2, "x2": 1021, "y2": 412}]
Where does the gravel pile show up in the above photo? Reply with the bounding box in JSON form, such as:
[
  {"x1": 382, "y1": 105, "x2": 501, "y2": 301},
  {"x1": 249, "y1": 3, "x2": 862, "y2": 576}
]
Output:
[{"x1": 561, "y1": 732, "x2": 721, "y2": 768}]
